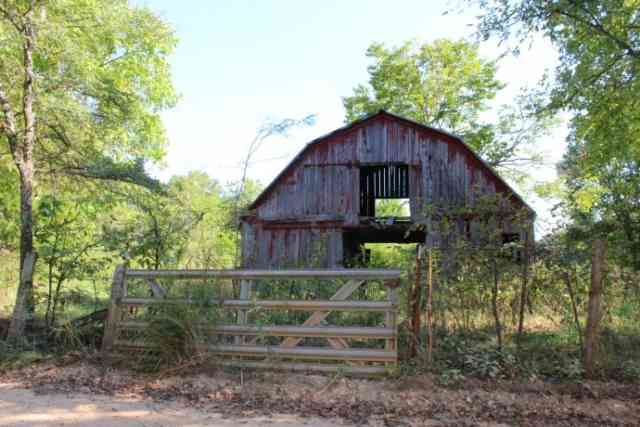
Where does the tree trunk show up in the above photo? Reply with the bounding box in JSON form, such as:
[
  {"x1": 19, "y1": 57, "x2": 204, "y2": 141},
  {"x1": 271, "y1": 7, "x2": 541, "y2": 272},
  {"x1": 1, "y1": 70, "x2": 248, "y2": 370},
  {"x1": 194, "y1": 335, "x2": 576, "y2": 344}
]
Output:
[
  {"x1": 425, "y1": 248, "x2": 434, "y2": 363},
  {"x1": 492, "y1": 259, "x2": 503, "y2": 350},
  {"x1": 7, "y1": 251, "x2": 36, "y2": 339},
  {"x1": 7, "y1": 11, "x2": 38, "y2": 341},
  {"x1": 408, "y1": 249, "x2": 422, "y2": 359},
  {"x1": 45, "y1": 262, "x2": 54, "y2": 328},
  {"x1": 563, "y1": 270, "x2": 583, "y2": 348},
  {"x1": 51, "y1": 275, "x2": 66, "y2": 327},
  {"x1": 8, "y1": 165, "x2": 37, "y2": 339},
  {"x1": 517, "y1": 243, "x2": 530, "y2": 343},
  {"x1": 584, "y1": 238, "x2": 607, "y2": 379}
]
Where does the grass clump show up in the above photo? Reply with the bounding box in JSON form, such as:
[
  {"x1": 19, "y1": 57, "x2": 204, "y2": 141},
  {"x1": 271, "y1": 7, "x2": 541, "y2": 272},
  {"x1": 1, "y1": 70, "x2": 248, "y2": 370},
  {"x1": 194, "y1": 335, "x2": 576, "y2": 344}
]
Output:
[{"x1": 135, "y1": 301, "x2": 221, "y2": 372}]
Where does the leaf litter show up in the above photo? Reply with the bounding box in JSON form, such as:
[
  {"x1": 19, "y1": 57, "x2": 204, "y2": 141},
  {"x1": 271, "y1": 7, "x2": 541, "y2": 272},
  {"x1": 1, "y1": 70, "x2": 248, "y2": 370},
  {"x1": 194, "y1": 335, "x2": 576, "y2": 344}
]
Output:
[{"x1": 1, "y1": 359, "x2": 639, "y2": 426}]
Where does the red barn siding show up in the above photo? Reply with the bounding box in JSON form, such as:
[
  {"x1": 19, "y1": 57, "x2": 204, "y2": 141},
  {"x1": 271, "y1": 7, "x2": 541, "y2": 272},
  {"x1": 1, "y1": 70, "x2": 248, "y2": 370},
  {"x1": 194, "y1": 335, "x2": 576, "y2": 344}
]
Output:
[{"x1": 242, "y1": 111, "x2": 534, "y2": 268}]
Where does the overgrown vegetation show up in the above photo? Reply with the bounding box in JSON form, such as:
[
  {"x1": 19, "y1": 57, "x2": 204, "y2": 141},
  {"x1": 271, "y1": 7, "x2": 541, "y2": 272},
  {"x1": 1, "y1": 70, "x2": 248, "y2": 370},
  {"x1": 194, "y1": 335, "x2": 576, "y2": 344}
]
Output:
[{"x1": 0, "y1": 1, "x2": 639, "y2": 390}]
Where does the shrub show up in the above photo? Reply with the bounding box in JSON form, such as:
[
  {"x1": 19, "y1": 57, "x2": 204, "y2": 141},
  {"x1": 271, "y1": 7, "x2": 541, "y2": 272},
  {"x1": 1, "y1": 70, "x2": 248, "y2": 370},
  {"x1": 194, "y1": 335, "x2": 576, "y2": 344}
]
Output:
[
  {"x1": 437, "y1": 368, "x2": 465, "y2": 386},
  {"x1": 620, "y1": 360, "x2": 640, "y2": 382},
  {"x1": 138, "y1": 301, "x2": 220, "y2": 371}
]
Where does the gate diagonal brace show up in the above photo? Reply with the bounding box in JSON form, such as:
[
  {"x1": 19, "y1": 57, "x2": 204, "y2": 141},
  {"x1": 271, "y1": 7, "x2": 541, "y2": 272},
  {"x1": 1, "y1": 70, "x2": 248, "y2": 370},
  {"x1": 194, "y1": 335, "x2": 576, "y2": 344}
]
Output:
[{"x1": 280, "y1": 279, "x2": 365, "y2": 349}]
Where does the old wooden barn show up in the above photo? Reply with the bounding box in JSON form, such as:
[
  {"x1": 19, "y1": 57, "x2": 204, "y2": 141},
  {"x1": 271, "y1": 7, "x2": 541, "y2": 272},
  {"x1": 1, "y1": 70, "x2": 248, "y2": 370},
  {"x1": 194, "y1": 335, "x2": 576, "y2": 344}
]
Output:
[{"x1": 240, "y1": 110, "x2": 534, "y2": 268}]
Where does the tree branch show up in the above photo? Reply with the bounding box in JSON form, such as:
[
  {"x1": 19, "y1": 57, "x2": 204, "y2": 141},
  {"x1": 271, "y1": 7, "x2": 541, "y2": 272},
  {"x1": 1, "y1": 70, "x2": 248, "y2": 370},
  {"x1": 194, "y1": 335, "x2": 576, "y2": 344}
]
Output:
[
  {"x1": 21, "y1": 11, "x2": 36, "y2": 164},
  {"x1": 0, "y1": 4, "x2": 24, "y2": 32},
  {"x1": 558, "y1": 3, "x2": 639, "y2": 59}
]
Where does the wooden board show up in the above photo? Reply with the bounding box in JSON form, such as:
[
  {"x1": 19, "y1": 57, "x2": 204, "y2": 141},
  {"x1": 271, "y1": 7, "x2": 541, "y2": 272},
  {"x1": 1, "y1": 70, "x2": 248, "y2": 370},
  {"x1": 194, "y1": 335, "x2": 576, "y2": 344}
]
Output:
[
  {"x1": 219, "y1": 360, "x2": 389, "y2": 376},
  {"x1": 125, "y1": 269, "x2": 401, "y2": 280},
  {"x1": 114, "y1": 341, "x2": 396, "y2": 362},
  {"x1": 118, "y1": 322, "x2": 394, "y2": 339},
  {"x1": 120, "y1": 298, "x2": 394, "y2": 311},
  {"x1": 280, "y1": 279, "x2": 364, "y2": 348}
]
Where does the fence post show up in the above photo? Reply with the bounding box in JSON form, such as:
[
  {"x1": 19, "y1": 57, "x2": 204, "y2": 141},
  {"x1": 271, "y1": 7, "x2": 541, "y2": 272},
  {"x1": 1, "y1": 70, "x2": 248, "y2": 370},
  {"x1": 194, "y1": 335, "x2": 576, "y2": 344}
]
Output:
[
  {"x1": 102, "y1": 264, "x2": 126, "y2": 353},
  {"x1": 236, "y1": 279, "x2": 253, "y2": 344},
  {"x1": 385, "y1": 279, "x2": 400, "y2": 359}
]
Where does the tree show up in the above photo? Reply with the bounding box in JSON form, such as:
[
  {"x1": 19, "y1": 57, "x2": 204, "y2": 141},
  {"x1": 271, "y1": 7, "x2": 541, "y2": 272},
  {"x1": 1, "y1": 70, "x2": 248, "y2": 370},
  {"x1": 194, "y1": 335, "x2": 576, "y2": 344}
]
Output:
[
  {"x1": 469, "y1": 0, "x2": 640, "y2": 265},
  {"x1": 35, "y1": 192, "x2": 106, "y2": 327},
  {"x1": 103, "y1": 185, "x2": 203, "y2": 271},
  {"x1": 0, "y1": 1, "x2": 177, "y2": 338},
  {"x1": 173, "y1": 172, "x2": 236, "y2": 269},
  {"x1": 343, "y1": 39, "x2": 551, "y2": 174}
]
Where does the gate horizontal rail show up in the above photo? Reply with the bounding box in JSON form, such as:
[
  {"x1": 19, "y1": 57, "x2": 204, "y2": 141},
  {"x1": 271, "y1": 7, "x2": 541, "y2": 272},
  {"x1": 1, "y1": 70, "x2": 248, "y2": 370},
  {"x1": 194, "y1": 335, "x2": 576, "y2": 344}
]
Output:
[
  {"x1": 102, "y1": 266, "x2": 401, "y2": 375},
  {"x1": 118, "y1": 322, "x2": 395, "y2": 339},
  {"x1": 125, "y1": 268, "x2": 401, "y2": 279},
  {"x1": 119, "y1": 298, "x2": 393, "y2": 311}
]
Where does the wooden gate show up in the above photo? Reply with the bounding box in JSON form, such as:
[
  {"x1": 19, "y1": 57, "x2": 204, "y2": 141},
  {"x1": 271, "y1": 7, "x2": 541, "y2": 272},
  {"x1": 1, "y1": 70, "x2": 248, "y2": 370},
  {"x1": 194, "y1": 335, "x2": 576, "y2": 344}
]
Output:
[{"x1": 102, "y1": 267, "x2": 401, "y2": 375}]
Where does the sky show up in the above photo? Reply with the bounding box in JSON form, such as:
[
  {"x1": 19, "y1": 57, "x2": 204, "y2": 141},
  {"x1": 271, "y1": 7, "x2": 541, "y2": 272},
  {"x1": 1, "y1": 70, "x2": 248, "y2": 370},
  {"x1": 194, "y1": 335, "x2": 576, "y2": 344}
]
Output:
[{"x1": 137, "y1": 0, "x2": 565, "y2": 234}]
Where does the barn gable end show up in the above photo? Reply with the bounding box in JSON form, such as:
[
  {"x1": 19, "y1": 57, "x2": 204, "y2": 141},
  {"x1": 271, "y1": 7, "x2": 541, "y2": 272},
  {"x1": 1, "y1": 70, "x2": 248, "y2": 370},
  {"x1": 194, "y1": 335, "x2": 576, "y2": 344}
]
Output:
[{"x1": 241, "y1": 110, "x2": 534, "y2": 268}]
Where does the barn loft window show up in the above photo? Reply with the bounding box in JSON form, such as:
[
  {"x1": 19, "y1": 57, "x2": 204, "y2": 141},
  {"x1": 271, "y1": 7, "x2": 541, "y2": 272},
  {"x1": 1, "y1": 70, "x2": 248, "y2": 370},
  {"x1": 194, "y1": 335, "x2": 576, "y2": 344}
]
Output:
[
  {"x1": 502, "y1": 232, "x2": 523, "y2": 262},
  {"x1": 359, "y1": 164, "x2": 409, "y2": 217}
]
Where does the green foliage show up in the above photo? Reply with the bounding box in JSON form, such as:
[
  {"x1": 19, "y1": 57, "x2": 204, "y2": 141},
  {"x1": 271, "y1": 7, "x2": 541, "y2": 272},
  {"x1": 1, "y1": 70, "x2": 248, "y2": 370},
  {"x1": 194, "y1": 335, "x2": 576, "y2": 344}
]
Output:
[
  {"x1": 436, "y1": 368, "x2": 465, "y2": 387},
  {"x1": 343, "y1": 39, "x2": 552, "y2": 177},
  {"x1": 138, "y1": 285, "x2": 222, "y2": 371},
  {"x1": 0, "y1": 0, "x2": 178, "y2": 173},
  {"x1": 0, "y1": 160, "x2": 18, "y2": 251},
  {"x1": 102, "y1": 174, "x2": 232, "y2": 270},
  {"x1": 620, "y1": 360, "x2": 640, "y2": 382},
  {"x1": 462, "y1": 347, "x2": 518, "y2": 379},
  {"x1": 344, "y1": 39, "x2": 502, "y2": 134},
  {"x1": 470, "y1": 0, "x2": 640, "y2": 267},
  {"x1": 35, "y1": 190, "x2": 109, "y2": 326},
  {"x1": 375, "y1": 199, "x2": 410, "y2": 217}
]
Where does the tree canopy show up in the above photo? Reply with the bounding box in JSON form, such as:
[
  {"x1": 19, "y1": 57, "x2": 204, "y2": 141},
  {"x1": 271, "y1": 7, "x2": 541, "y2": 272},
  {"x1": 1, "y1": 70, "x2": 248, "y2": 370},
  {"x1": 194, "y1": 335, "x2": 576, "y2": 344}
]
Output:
[
  {"x1": 0, "y1": 0, "x2": 178, "y2": 338},
  {"x1": 469, "y1": 0, "x2": 640, "y2": 266},
  {"x1": 343, "y1": 39, "x2": 552, "y2": 176}
]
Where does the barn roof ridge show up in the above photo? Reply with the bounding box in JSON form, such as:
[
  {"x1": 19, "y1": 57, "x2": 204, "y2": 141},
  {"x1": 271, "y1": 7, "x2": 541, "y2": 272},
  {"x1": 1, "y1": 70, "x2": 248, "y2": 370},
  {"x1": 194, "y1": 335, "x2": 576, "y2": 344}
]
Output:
[{"x1": 247, "y1": 110, "x2": 535, "y2": 215}]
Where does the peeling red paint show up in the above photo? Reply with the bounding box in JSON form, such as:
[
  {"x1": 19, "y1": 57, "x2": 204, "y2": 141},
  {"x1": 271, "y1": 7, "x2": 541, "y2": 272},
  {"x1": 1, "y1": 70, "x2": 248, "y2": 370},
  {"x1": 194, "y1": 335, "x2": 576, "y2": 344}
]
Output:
[{"x1": 242, "y1": 110, "x2": 534, "y2": 269}]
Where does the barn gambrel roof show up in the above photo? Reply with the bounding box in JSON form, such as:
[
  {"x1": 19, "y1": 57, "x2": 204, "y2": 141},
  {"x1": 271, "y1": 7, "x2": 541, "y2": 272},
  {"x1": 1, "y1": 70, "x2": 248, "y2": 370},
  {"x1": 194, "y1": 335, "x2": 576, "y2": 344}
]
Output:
[{"x1": 248, "y1": 110, "x2": 535, "y2": 216}]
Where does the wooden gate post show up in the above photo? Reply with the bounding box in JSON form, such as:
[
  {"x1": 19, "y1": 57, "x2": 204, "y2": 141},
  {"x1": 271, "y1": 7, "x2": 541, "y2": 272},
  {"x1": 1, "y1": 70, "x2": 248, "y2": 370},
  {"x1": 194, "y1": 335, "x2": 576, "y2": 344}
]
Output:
[
  {"x1": 584, "y1": 238, "x2": 607, "y2": 378},
  {"x1": 408, "y1": 246, "x2": 423, "y2": 359},
  {"x1": 236, "y1": 279, "x2": 253, "y2": 344},
  {"x1": 425, "y1": 248, "x2": 433, "y2": 363},
  {"x1": 385, "y1": 279, "x2": 400, "y2": 356},
  {"x1": 102, "y1": 264, "x2": 126, "y2": 353}
]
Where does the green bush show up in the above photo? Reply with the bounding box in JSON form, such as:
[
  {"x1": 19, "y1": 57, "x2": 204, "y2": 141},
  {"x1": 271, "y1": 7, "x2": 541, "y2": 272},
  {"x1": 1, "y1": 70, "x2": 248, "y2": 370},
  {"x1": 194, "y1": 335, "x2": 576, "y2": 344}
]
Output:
[
  {"x1": 437, "y1": 368, "x2": 465, "y2": 386},
  {"x1": 620, "y1": 360, "x2": 640, "y2": 382}
]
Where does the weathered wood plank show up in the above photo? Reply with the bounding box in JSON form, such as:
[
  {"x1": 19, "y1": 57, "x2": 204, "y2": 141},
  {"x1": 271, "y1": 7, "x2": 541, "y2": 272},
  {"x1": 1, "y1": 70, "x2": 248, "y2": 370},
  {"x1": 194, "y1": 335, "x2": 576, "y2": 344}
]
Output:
[
  {"x1": 280, "y1": 279, "x2": 364, "y2": 348},
  {"x1": 101, "y1": 265, "x2": 126, "y2": 353},
  {"x1": 385, "y1": 280, "x2": 400, "y2": 355},
  {"x1": 120, "y1": 298, "x2": 394, "y2": 311},
  {"x1": 118, "y1": 322, "x2": 395, "y2": 339},
  {"x1": 125, "y1": 269, "x2": 401, "y2": 280},
  {"x1": 147, "y1": 278, "x2": 166, "y2": 298},
  {"x1": 114, "y1": 341, "x2": 396, "y2": 362},
  {"x1": 236, "y1": 279, "x2": 252, "y2": 344},
  {"x1": 218, "y1": 360, "x2": 388, "y2": 376}
]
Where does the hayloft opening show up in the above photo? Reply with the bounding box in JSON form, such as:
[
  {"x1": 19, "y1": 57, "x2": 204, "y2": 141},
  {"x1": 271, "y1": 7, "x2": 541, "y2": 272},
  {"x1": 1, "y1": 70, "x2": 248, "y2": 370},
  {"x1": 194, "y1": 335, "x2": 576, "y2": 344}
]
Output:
[{"x1": 359, "y1": 164, "x2": 409, "y2": 217}]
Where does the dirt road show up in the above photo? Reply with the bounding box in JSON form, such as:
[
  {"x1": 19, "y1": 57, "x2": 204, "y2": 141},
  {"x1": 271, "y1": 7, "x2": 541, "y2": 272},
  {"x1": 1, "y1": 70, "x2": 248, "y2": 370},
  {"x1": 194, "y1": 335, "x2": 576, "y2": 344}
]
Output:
[
  {"x1": 0, "y1": 385, "x2": 346, "y2": 427},
  {"x1": 1, "y1": 361, "x2": 639, "y2": 426}
]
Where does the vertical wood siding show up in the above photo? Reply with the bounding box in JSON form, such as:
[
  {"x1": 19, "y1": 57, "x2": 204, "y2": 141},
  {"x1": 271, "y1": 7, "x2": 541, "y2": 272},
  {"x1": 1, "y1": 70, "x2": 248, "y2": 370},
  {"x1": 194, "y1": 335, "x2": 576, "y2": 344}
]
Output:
[{"x1": 244, "y1": 114, "x2": 533, "y2": 268}]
